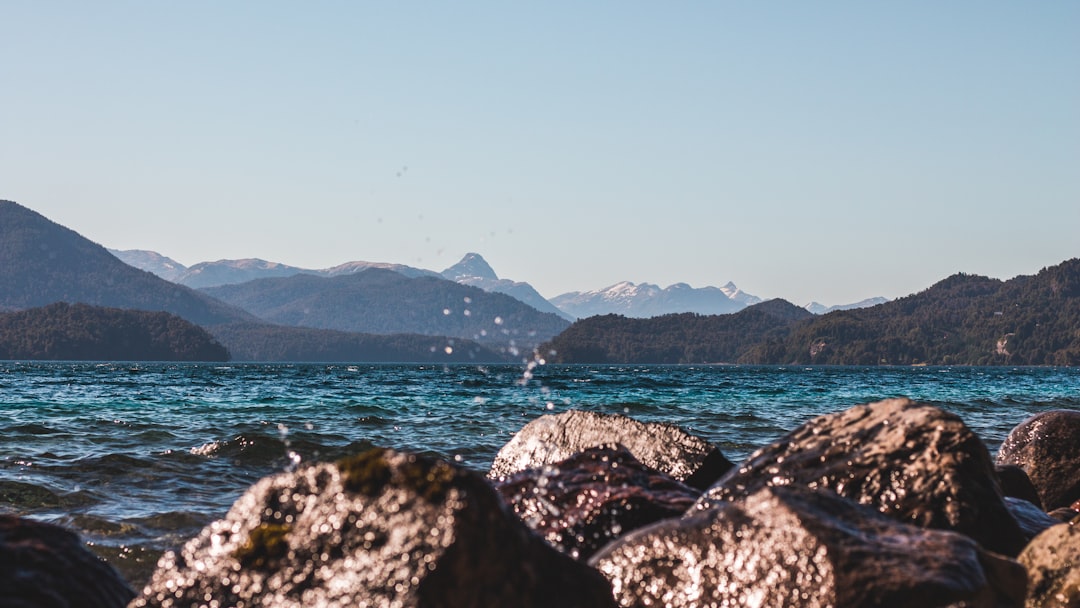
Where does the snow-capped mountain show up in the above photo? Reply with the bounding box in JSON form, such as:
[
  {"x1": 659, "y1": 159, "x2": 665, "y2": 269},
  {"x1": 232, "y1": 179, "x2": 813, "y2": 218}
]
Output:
[
  {"x1": 323, "y1": 261, "x2": 437, "y2": 279},
  {"x1": 804, "y1": 297, "x2": 890, "y2": 315},
  {"x1": 550, "y1": 281, "x2": 761, "y2": 319},
  {"x1": 177, "y1": 259, "x2": 314, "y2": 289},
  {"x1": 109, "y1": 249, "x2": 189, "y2": 282},
  {"x1": 441, "y1": 253, "x2": 573, "y2": 321}
]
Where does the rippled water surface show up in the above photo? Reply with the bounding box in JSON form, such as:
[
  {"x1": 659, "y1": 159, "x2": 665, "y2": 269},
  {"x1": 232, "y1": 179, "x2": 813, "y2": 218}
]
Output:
[{"x1": 2, "y1": 362, "x2": 1078, "y2": 583}]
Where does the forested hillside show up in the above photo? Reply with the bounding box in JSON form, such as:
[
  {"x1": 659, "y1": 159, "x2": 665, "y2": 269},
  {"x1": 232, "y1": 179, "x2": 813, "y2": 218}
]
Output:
[
  {"x1": 747, "y1": 259, "x2": 1080, "y2": 366},
  {"x1": 0, "y1": 303, "x2": 229, "y2": 361},
  {"x1": 542, "y1": 299, "x2": 813, "y2": 363},
  {"x1": 547, "y1": 260, "x2": 1080, "y2": 366},
  {"x1": 0, "y1": 201, "x2": 253, "y2": 326}
]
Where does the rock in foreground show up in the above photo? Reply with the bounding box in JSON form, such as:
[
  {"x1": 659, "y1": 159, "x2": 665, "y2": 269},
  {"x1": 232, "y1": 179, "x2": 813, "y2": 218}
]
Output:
[
  {"x1": 494, "y1": 444, "x2": 701, "y2": 560},
  {"x1": 697, "y1": 398, "x2": 1027, "y2": 556},
  {"x1": 488, "y1": 409, "x2": 732, "y2": 490},
  {"x1": 0, "y1": 514, "x2": 135, "y2": 608},
  {"x1": 590, "y1": 485, "x2": 1027, "y2": 608},
  {"x1": 133, "y1": 448, "x2": 615, "y2": 608},
  {"x1": 997, "y1": 409, "x2": 1080, "y2": 511},
  {"x1": 1018, "y1": 521, "x2": 1080, "y2": 608}
]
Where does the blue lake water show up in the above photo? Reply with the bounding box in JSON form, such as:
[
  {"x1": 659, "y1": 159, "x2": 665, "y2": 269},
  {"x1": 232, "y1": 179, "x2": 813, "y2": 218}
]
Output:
[{"x1": 2, "y1": 362, "x2": 1079, "y2": 583}]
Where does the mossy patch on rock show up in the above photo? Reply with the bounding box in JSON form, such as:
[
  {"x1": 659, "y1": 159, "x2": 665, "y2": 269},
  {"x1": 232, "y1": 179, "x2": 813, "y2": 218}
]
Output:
[
  {"x1": 338, "y1": 447, "x2": 458, "y2": 503},
  {"x1": 400, "y1": 457, "x2": 458, "y2": 502},
  {"x1": 337, "y1": 447, "x2": 392, "y2": 496},
  {"x1": 234, "y1": 522, "x2": 292, "y2": 570}
]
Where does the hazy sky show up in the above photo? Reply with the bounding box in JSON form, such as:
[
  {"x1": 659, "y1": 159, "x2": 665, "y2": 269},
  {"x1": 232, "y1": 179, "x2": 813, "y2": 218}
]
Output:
[{"x1": 3, "y1": 2, "x2": 1077, "y2": 305}]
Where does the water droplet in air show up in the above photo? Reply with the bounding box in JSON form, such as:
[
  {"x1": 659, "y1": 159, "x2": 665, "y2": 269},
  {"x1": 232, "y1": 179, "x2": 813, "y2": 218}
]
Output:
[
  {"x1": 494, "y1": 317, "x2": 504, "y2": 325},
  {"x1": 444, "y1": 346, "x2": 454, "y2": 355}
]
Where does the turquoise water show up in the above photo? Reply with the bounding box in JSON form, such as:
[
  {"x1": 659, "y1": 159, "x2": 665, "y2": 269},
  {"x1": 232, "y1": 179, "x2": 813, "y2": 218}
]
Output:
[{"x1": 1, "y1": 362, "x2": 1078, "y2": 582}]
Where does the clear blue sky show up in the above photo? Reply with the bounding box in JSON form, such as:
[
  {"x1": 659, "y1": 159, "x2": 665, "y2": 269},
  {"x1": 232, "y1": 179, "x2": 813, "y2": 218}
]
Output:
[{"x1": 3, "y1": 2, "x2": 1077, "y2": 306}]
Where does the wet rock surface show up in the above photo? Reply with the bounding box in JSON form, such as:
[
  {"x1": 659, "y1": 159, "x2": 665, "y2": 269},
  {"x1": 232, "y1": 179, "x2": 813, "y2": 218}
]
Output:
[
  {"x1": 0, "y1": 514, "x2": 135, "y2": 608},
  {"x1": 1018, "y1": 521, "x2": 1080, "y2": 608},
  {"x1": 132, "y1": 447, "x2": 616, "y2": 608},
  {"x1": 488, "y1": 409, "x2": 733, "y2": 490},
  {"x1": 590, "y1": 484, "x2": 1027, "y2": 608},
  {"x1": 1005, "y1": 497, "x2": 1063, "y2": 544},
  {"x1": 998, "y1": 464, "x2": 1045, "y2": 510},
  {"x1": 997, "y1": 410, "x2": 1080, "y2": 511},
  {"x1": 697, "y1": 398, "x2": 1027, "y2": 556},
  {"x1": 494, "y1": 444, "x2": 701, "y2": 560}
]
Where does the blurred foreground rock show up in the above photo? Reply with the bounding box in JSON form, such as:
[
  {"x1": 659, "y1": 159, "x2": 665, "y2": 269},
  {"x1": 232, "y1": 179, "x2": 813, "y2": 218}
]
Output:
[
  {"x1": 494, "y1": 444, "x2": 701, "y2": 560},
  {"x1": 1018, "y1": 521, "x2": 1080, "y2": 608},
  {"x1": 997, "y1": 409, "x2": 1080, "y2": 511},
  {"x1": 697, "y1": 398, "x2": 1027, "y2": 556},
  {"x1": 132, "y1": 448, "x2": 615, "y2": 608},
  {"x1": 488, "y1": 409, "x2": 733, "y2": 490},
  {"x1": 590, "y1": 485, "x2": 1027, "y2": 608},
  {"x1": 0, "y1": 514, "x2": 134, "y2": 608}
]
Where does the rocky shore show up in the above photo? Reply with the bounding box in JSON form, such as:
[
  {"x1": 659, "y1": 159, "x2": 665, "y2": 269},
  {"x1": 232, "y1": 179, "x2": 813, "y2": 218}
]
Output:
[{"x1": 3, "y1": 399, "x2": 1079, "y2": 607}]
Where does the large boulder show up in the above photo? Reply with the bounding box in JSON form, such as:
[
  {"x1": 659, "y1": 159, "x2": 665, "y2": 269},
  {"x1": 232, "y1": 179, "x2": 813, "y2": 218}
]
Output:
[
  {"x1": 696, "y1": 398, "x2": 1027, "y2": 556},
  {"x1": 0, "y1": 514, "x2": 135, "y2": 608},
  {"x1": 488, "y1": 409, "x2": 733, "y2": 490},
  {"x1": 590, "y1": 485, "x2": 1026, "y2": 608},
  {"x1": 132, "y1": 448, "x2": 616, "y2": 608},
  {"x1": 1018, "y1": 522, "x2": 1080, "y2": 607},
  {"x1": 494, "y1": 444, "x2": 701, "y2": 560},
  {"x1": 997, "y1": 410, "x2": 1080, "y2": 511}
]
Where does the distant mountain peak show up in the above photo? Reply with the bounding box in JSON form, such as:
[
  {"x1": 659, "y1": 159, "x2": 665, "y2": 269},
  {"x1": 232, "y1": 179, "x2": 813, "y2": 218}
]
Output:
[
  {"x1": 551, "y1": 279, "x2": 756, "y2": 319},
  {"x1": 441, "y1": 253, "x2": 498, "y2": 282}
]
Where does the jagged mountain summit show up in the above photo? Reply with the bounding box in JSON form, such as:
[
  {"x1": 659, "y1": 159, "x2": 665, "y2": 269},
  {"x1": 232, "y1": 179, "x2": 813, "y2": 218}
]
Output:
[
  {"x1": 550, "y1": 281, "x2": 762, "y2": 319},
  {"x1": 440, "y1": 253, "x2": 573, "y2": 321}
]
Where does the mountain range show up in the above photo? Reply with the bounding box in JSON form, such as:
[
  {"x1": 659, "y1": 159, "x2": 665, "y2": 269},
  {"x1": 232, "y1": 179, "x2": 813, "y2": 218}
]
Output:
[
  {"x1": 544, "y1": 260, "x2": 1080, "y2": 366},
  {"x1": 0, "y1": 200, "x2": 503, "y2": 362},
  {"x1": 4, "y1": 199, "x2": 1078, "y2": 365},
  {"x1": 111, "y1": 250, "x2": 884, "y2": 320}
]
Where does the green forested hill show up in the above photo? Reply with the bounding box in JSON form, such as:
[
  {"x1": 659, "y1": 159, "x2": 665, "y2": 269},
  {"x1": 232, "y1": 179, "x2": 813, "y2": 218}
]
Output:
[
  {"x1": 542, "y1": 299, "x2": 813, "y2": 363},
  {"x1": 544, "y1": 260, "x2": 1080, "y2": 366},
  {"x1": 0, "y1": 303, "x2": 229, "y2": 361},
  {"x1": 749, "y1": 259, "x2": 1080, "y2": 366}
]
